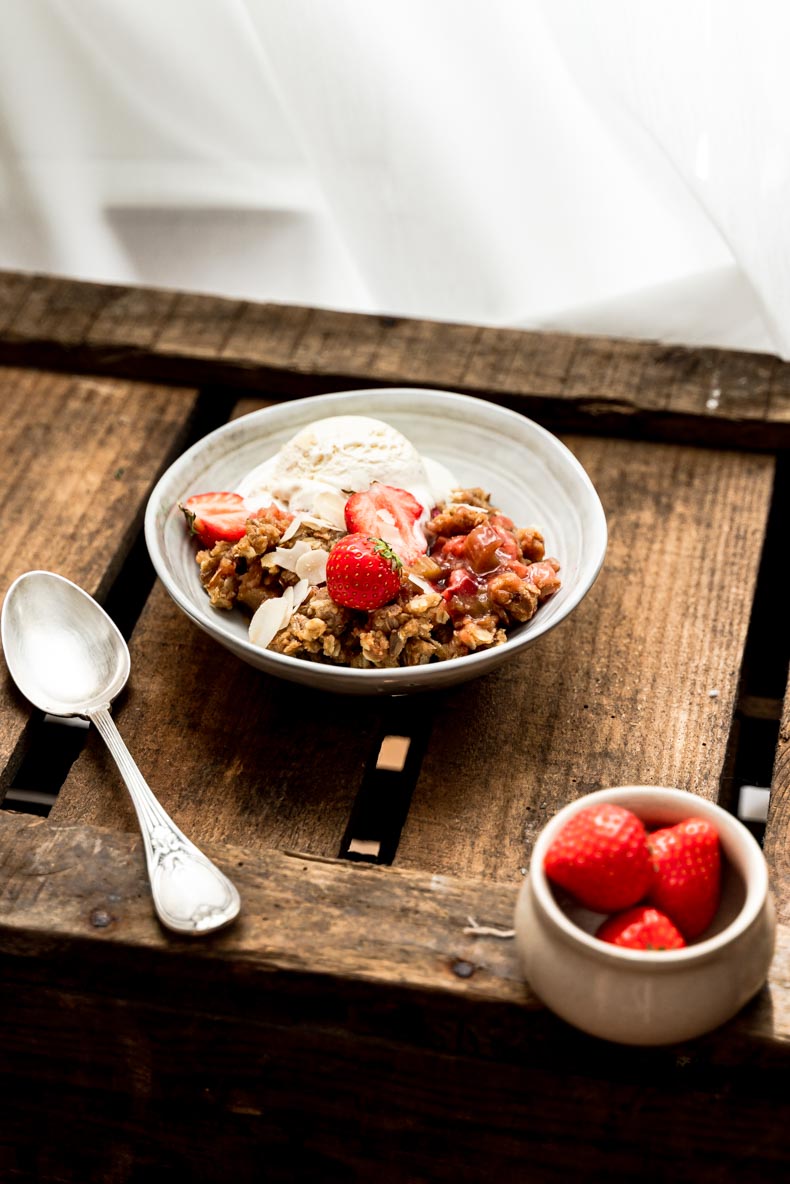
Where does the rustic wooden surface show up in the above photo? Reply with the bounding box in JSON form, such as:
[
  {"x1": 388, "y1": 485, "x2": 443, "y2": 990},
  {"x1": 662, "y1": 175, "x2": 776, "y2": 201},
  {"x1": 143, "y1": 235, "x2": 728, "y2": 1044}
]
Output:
[
  {"x1": 49, "y1": 583, "x2": 400, "y2": 855},
  {"x1": 3, "y1": 270, "x2": 790, "y2": 447},
  {"x1": 1, "y1": 270, "x2": 789, "y2": 1182},
  {"x1": 49, "y1": 433, "x2": 774, "y2": 886},
  {"x1": 0, "y1": 364, "x2": 198, "y2": 799},
  {"x1": 1, "y1": 812, "x2": 789, "y2": 1182}
]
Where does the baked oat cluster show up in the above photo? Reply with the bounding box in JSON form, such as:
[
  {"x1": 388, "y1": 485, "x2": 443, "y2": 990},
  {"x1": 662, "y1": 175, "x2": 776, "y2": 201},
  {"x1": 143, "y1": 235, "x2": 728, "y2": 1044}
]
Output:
[{"x1": 194, "y1": 487, "x2": 560, "y2": 668}]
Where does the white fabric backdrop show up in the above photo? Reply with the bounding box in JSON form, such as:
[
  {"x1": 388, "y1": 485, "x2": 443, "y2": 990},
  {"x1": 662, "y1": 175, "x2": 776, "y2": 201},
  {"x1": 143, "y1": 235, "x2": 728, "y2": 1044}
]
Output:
[{"x1": 1, "y1": 0, "x2": 787, "y2": 356}]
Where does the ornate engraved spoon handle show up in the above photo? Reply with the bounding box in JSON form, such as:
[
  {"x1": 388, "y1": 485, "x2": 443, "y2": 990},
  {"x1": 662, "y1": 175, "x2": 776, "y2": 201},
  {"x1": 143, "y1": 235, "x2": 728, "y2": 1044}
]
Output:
[{"x1": 88, "y1": 707, "x2": 241, "y2": 934}]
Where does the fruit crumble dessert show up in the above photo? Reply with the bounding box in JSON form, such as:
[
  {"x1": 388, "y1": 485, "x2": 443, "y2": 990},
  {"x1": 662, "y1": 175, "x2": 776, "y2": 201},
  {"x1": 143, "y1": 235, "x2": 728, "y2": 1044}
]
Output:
[{"x1": 179, "y1": 416, "x2": 561, "y2": 668}]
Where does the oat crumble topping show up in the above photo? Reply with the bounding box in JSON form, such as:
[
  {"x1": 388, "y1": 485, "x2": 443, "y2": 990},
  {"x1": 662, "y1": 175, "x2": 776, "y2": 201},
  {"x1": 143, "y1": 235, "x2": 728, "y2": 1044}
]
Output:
[{"x1": 194, "y1": 490, "x2": 560, "y2": 667}]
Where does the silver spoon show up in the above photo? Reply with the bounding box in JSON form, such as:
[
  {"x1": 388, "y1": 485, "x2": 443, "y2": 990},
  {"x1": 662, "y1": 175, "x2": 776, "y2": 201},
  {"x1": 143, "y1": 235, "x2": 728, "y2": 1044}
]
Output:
[{"x1": 1, "y1": 570, "x2": 241, "y2": 935}]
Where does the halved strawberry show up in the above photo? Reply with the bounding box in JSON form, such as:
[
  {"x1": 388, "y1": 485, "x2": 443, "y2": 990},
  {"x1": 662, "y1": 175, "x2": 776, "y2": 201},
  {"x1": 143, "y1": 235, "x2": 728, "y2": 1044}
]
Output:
[
  {"x1": 326, "y1": 533, "x2": 403, "y2": 610},
  {"x1": 344, "y1": 484, "x2": 427, "y2": 565},
  {"x1": 179, "y1": 491, "x2": 249, "y2": 547}
]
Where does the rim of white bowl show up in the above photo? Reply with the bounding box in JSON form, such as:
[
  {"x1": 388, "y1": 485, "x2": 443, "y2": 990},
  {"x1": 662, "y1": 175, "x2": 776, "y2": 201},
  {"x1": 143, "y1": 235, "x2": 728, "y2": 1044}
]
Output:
[
  {"x1": 144, "y1": 387, "x2": 609, "y2": 690},
  {"x1": 529, "y1": 786, "x2": 770, "y2": 968}
]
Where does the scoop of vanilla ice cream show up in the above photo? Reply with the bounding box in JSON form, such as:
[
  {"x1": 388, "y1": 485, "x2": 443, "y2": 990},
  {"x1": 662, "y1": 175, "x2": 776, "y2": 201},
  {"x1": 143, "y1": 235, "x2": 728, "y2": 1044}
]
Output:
[
  {"x1": 238, "y1": 415, "x2": 456, "y2": 528},
  {"x1": 273, "y1": 416, "x2": 428, "y2": 503}
]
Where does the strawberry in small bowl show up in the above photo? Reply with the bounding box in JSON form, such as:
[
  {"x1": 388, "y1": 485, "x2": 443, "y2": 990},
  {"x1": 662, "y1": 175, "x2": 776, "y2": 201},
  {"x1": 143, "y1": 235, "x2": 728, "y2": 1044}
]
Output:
[{"x1": 514, "y1": 786, "x2": 776, "y2": 1045}]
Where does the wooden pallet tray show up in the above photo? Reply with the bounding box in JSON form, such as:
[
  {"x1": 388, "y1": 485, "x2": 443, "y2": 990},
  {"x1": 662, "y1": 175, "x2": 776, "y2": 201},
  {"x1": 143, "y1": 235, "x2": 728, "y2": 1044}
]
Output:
[{"x1": 1, "y1": 271, "x2": 789, "y2": 1182}]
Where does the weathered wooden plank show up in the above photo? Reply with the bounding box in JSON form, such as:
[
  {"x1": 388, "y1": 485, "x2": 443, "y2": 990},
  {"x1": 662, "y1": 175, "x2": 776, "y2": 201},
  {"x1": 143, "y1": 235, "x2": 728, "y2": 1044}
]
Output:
[
  {"x1": 3, "y1": 273, "x2": 109, "y2": 345},
  {"x1": 222, "y1": 301, "x2": 316, "y2": 369},
  {"x1": 48, "y1": 584, "x2": 391, "y2": 857},
  {"x1": 0, "y1": 367, "x2": 199, "y2": 797},
  {"x1": 2, "y1": 271, "x2": 790, "y2": 447},
  {"x1": 1, "y1": 973, "x2": 788, "y2": 1183},
  {"x1": 666, "y1": 347, "x2": 775, "y2": 422},
  {"x1": 361, "y1": 317, "x2": 486, "y2": 388},
  {"x1": 1, "y1": 813, "x2": 788, "y2": 1180},
  {"x1": 0, "y1": 813, "x2": 526, "y2": 1003},
  {"x1": 564, "y1": 335, "x2": 658, "y2": 409},
  {"x1": 395, "y1": 437, "x2": 775, "y2": 881},
  {"x1": 156, "y1": 290, "x2": 246, "y2": 358},
  {"x1": 256, "y1": 304, "x2": 375, "y2": 375},
  {"x1": 0, "y1": 812, "x2": 787, "y2": 1044},
  {"x1": 0, "y1": 270, "x2": 36, "y2": 333},
  {"x1": 462, "y1": 324, "x2": 577, "y2": 397},
  {"x1": 85, "y1": 283, "x2": 179, "y2": 349}
]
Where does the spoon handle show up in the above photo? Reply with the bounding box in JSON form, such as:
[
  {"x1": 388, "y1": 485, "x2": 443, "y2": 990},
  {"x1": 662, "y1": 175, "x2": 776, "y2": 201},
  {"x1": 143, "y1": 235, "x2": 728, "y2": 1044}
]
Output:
[{"x1": 89, "y1": 707, "x2": 241, "y2": 935}]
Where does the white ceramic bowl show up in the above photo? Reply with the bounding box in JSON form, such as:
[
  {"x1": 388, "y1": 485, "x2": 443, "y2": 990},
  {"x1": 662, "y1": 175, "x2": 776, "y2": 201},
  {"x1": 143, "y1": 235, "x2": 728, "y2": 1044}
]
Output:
[
  {"x1": 144, "y1": 388, "x2": 607, "y2": 695},
  {"x1": 515, "y1": 786, "x2": 776, "y2": 1045}
]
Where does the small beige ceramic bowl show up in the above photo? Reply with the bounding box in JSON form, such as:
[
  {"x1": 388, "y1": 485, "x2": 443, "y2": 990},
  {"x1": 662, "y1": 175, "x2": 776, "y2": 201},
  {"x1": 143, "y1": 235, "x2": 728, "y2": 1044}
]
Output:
[{"x1": 514, "y1": 786, "x2": 776, "y2": 1045}]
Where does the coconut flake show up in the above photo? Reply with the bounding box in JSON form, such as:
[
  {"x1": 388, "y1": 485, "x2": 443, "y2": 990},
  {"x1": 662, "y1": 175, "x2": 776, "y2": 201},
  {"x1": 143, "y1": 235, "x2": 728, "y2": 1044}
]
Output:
[
  {"x1": 267, "y1": 538, "x2": 315, "y2": 573},
  {"x1": 295, "y1": 548, "x2": 329, "y2": 585},
  {"x1": 249, "y1": 587, "x2": 294, "y2": 649},
  {"x1": 291, "y1": 578, "x2": 310, "y2": 611},
  {"x1": 299, "y1": 511, "x2": 340, "y2": 530},
  {"x1": 279, "y1": 515, "x2": 302, "y2": 543},
  {"x1": 310, "y1": 490, "x2": 347, "y2": 531},
  {"x1": 248, "y1": 579, "x2": 311, "y2": 650}
]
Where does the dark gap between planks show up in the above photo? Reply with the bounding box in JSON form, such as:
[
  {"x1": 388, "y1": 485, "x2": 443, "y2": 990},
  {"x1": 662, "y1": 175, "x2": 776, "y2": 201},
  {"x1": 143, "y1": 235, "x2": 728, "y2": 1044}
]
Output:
[
  {"x1": 338, "y1": 697, "x2": 436, "y2": 865},
  {"x1": 720, "y1": 451, "x2": 790, "y2": 843}
]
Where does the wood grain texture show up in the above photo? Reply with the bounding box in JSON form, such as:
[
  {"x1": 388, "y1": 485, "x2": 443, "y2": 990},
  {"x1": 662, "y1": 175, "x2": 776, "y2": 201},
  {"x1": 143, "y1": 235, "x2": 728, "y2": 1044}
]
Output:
[
  {"x1": 2, "y1": 1036, "x2": 788, "y2": 1184},
  {"x1": 157, "y1": 290, "x2": 246, "y2": 358},
  {"x1": 1, "y1": 811, "x2": 789, "y2": 1184},
  {"x1": 0, "y1": 271, "x2": 36, "y2": 333},
  {"x1": 666, "y1": 347, "x2": 776, "y2": 421},
  {"x1": 0, "y1": 366, "x2": 198, "y2": 798},
  {"x1": 395, "y1": 436, "x2": 775, "y2": 881},
  {"x1": 0, "y1": 812, "x2": 787, "y2": 1044},
  {"x1": 3, "y1": 270, "x2": 790, "y2": 447},
  {"x1": 85, "y1": 282, "x2": 179, "y2": 349},
  {"x1": 49, "y1": 585, "x2": 395, "y2": 857},
  {"x1": 4, "y1": 273, "x2": 110, "y2": 345},
  {"x1": 1, "y1": 961, "x2": 788, "y2": 1184}
]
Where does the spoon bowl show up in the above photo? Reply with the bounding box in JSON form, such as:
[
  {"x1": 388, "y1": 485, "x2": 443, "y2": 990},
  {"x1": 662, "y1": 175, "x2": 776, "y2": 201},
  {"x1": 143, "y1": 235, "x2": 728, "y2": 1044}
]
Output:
[
  {"x1": 1, "y1": 570, "x2": 129, "y2": 716},
  {"x1": 1, "y1": 570, "x2": 241, "y2": 936}
]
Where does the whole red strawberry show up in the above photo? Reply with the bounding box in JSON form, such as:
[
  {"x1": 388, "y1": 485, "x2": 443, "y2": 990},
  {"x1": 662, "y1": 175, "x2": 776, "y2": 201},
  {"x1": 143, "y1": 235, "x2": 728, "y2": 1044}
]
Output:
[
  {"x1": 544, "y1": 803, "x2": 653, "y2": 913},
  {"x1": 647, "y1": 817, "x2": 721, "y2": 939},
  {"x1": 597, "y1": 906, "x2": 686, "y2": 951},
  {"x1": 326, "y1": 533, "x2": 403, "y2": 610},
  {"x1": 344, "y1": 484, "x2": 427, "y2": 564}
]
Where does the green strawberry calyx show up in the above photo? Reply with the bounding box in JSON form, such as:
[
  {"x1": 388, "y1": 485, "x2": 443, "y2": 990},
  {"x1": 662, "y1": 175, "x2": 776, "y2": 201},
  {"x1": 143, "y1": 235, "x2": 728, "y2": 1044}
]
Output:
[{"x1": 370, "y1": 537, "x2": 403, "y2": 571}]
